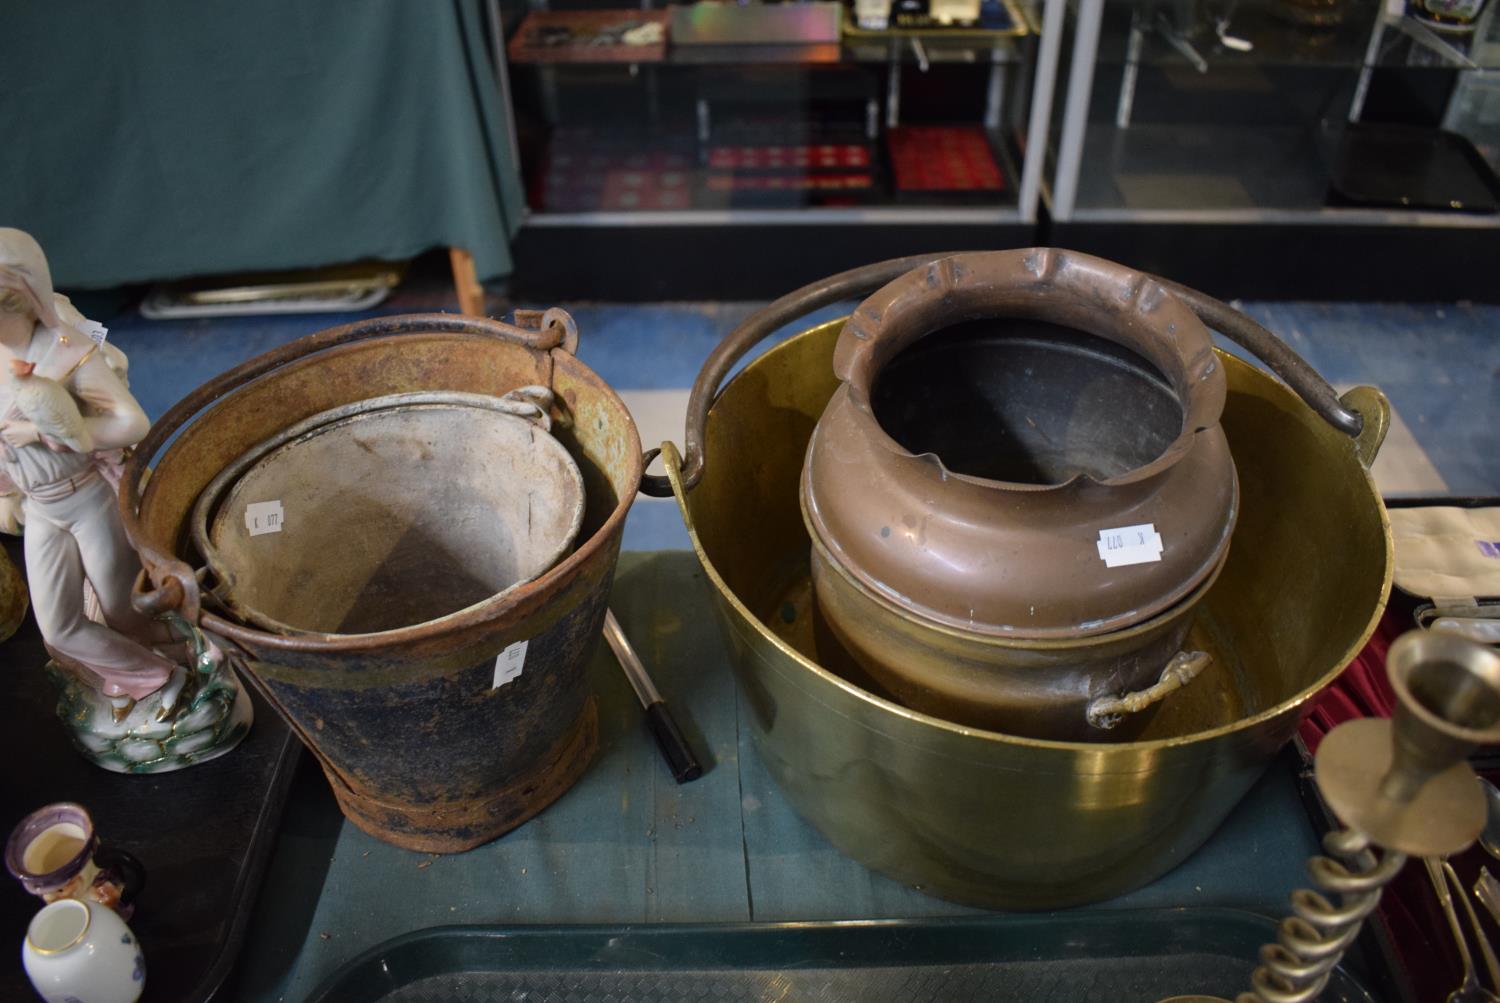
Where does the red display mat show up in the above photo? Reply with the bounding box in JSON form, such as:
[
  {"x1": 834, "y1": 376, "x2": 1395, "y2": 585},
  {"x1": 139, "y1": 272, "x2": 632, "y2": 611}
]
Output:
[
  {"x1": 533, "y1": 138, "x2": 695, "y2": 213},
  {"x1": 703, "y1": 173, "x2": 874, "y2": 193},
  {"x1": 887, "y1": 126, "x2": 1006, "y2": 192},
  {"x1": 706, "y1": 145, "x2": 871, "y2": 170},
  {"x1": 703, "y1": 142, "x2": 876, "y2": 206}
]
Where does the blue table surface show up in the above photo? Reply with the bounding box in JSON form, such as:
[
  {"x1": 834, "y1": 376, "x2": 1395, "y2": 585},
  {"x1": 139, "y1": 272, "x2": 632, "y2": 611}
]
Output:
[{"x1": 228, "y1": 550, "x2": 1328, "y2": 1003}]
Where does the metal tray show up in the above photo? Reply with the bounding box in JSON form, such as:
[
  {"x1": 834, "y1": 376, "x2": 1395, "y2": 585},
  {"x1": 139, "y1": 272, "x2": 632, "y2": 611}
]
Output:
[
  {"x1": 303, "y1": 909, "x2": 1378, "y2": 1003},
  {"x1": 1328, "y1": 124, "x2": 1500, "y2": 213},
  {"x1": 0, "y1": 539, "x2": 301, "y2": 1003}
]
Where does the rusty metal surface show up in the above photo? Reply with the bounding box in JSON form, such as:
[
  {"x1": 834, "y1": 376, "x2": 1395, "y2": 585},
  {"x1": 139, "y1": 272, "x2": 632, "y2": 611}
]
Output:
[
  {"x1": 667, "y1": 317, "x2": 1392, "y2": 909},
  {"x1": 118, "y1": 312, "x2": 643, "y2": 851}
]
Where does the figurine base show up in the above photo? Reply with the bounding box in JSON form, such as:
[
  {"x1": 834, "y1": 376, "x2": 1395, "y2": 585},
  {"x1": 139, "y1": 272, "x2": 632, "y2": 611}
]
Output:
[{"x1": 46, "y1": 659, "x2": 253, "y2": 775}]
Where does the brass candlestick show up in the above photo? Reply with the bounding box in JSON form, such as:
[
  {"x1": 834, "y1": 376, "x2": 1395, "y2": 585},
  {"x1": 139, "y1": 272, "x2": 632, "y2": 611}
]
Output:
[{"x1": 1175, "y1": 630, "x2": 1500, "y2": 1003}]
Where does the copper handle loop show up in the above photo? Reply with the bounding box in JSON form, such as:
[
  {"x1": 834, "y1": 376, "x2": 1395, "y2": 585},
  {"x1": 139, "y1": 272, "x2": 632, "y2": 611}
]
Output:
[
  {"x1": 638, "y1": 253, "x2": 1363, "y2": 499},
  {"x1": 120, "y1": 311, "x2": 578, "y2": 622}
]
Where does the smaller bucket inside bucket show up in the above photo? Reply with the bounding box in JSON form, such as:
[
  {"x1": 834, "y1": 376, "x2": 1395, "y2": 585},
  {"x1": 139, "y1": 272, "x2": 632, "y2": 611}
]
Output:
[{"x1": 203, "y1": 400, "x2": 584, "y2": 634}]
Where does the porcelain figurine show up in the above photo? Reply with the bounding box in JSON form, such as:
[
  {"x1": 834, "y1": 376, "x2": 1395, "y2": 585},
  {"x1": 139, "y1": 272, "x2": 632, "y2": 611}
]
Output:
[
  {"x1": 22, "y1": 897, "x2": 145, "y2": 1003},
  {"x1": 5, "y1": 803, "x2": 144, "y2": 920},
  {"x1": 0, "y1": 228, "x2": 250, "y2": 772}
]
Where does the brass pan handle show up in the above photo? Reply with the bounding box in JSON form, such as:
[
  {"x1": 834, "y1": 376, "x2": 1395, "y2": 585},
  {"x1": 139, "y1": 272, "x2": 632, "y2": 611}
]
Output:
[
  {"x1": 1150, "y1": 279, "x2": 1364, "y2": 439},
  {"x1": 638, "y1": 253, "x2": 956, "y2": 497},
  {"x1": 639, "y1": 253, "x2": 1368, "y2": 498}
]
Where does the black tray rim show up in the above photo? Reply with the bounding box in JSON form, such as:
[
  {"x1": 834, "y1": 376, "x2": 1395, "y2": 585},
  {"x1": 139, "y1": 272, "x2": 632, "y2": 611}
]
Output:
[{"x1": 303, "y1": 906, "x2": 1377, "y2": 1003}]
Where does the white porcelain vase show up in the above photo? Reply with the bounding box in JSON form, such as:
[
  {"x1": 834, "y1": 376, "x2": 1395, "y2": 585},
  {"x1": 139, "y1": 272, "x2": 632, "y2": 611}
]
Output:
[{"x1": 22, "y1": 897, "x2": 144, "y2": 1003}]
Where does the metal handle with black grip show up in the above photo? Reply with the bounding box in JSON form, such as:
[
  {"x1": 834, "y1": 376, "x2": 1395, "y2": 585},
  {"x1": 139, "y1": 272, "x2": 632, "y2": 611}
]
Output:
[
  {"x1": 645, "y1": 701, "x2": 703, "y2": 783},
  {"x1": 603, "y1": 609, "x2": 703, "y2": 784}
]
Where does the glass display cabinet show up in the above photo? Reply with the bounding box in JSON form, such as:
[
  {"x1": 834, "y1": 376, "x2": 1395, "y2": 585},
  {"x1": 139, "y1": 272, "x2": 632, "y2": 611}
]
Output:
[
  {"x1": 488, "y1": 0, "x2": 1064, "y2": 296},
  {"x1": 1043, "y1": 0, "x2": 1500, "y2": 297}
]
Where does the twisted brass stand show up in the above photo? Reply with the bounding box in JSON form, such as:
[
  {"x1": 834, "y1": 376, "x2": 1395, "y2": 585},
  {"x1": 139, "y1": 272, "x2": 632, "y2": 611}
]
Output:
[{"x1": 1168, "y1": 630, "x2": 1500, "y2": 1003}]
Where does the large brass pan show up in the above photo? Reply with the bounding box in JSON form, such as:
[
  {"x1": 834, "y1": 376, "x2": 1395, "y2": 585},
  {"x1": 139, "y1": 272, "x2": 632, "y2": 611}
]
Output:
[{"x1": 663, "y1": 311, "x2": 1391, "y2": 909}]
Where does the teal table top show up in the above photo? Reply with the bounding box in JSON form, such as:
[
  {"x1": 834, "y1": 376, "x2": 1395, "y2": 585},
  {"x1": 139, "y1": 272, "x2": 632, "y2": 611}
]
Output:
[{"x1": 228, "y1": 551, "x2": 1326, "y2": 1002}]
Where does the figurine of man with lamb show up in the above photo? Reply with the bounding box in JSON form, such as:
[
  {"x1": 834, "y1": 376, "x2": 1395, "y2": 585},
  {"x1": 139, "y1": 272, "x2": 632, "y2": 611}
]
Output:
[{"x1": 0, "y1": 228, "x2": 249, "y2": 773}]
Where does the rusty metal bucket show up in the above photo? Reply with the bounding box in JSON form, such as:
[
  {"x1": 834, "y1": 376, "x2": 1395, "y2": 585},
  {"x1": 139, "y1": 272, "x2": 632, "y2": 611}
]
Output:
[
  {"x1": 650, "y1": 254, "x2": 1393, "y2": 908},
  {"x1": 120, "y1": 312, "x2": 642, "y2": 852}
]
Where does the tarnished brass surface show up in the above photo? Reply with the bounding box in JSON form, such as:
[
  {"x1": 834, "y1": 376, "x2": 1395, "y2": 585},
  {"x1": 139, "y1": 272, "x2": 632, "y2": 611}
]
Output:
[
  {"x1": 121, "y1": 313, "x2": 642, "y2": 851},
  {"x1": 668, "y1": 317, "x2": 1392, "y2": 909}
]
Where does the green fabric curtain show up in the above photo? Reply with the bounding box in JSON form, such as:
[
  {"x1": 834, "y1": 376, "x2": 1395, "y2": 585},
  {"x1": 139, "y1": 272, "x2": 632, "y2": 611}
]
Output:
[{"x1": 2, "y1": 1, "x2": 525, "y2": 287}]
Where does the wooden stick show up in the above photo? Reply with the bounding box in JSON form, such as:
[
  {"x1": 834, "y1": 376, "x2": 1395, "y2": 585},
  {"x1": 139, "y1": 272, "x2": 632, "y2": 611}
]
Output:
[{"x1": 448, "y1": 247, "x2": 486, "y2": 317}]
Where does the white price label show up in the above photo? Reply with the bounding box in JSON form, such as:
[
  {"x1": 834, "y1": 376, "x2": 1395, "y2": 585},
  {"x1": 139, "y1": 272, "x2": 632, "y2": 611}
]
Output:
[
  {"x1": 244, "y1": 500, "x2": 284, "y2": 536},
  {"x1": 77, "y1": 319, "x2": 109, "y2": 346},
  {"x1": 492, "y1": 639, "x2": 529, "y2": 689},
  {"x1": 1096, "y1": 523, "x2": 1164, "y2": 568}
]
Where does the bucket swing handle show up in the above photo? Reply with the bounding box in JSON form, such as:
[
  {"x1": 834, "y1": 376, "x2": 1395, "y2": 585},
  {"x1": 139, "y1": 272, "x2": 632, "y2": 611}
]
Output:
[{"x1": 638, "y1": 252, "x2": 1380, "y2": 499}]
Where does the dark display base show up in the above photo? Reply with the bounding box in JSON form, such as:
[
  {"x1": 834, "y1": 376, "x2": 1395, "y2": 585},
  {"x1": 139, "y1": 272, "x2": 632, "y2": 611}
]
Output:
[
  {"x1": 511, "y1": 221, "x2": 1034, "y2": 300},
  {"x1": 1045, "y1": 220, "x2": 1500, "y2": 302}
]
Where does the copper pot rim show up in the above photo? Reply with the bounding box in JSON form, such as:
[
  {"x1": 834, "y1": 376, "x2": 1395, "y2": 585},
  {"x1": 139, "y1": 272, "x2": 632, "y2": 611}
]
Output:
[{"x1": 832, "y1": 249, "x2": 1225, "y2": 493}]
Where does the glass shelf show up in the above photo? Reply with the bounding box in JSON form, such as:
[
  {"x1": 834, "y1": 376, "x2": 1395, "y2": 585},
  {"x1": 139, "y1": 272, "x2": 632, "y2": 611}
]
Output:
[
  {"x1": 498, "y1": 0, "x2": 1052, "y2": 223},
  {"x1": 1049, "y1": 0, "x2": 1500, "y2": 222},
  {"x1": 1049, "y1": 119, "x2": 1500, "y2": 218},
  {"x1": 1075, "y1": 0, "x2": 1500, "y2": 72},
  {"x1": 1093, "y1": 0, "x2": 1382, "y2": 69}
]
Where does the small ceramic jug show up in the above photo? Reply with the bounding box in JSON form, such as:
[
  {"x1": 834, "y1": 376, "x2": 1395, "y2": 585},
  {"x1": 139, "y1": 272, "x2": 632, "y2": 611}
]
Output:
[
  {"x1": 5, "y1": 804, "x2": 144, "y2": 918},
  {"x1": 22, "y1": 897, "x2": 145, "y2": 1003}
]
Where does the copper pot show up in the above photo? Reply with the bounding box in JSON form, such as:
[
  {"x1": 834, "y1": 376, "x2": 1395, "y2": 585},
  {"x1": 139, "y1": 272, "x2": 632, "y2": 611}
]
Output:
[{"x1": 800, "y1": 250, "x2": 1239, "y2": 739}]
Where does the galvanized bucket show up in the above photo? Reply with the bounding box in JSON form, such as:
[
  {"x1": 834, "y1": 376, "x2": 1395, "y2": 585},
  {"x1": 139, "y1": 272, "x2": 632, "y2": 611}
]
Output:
[
  {"x1": 650, "y1": 254, "x2": 1393, "y2": 909},
  {"x1": 120, "y1": 312, "x2": 642, "y2": 852}
]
